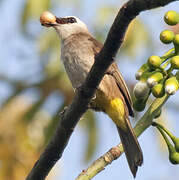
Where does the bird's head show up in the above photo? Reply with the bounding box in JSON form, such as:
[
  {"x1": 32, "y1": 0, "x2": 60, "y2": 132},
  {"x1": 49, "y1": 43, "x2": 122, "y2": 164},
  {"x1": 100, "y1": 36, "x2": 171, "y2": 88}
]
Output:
[{"x1": 40, "y1": 12, "x2": 89, "y2": 40}]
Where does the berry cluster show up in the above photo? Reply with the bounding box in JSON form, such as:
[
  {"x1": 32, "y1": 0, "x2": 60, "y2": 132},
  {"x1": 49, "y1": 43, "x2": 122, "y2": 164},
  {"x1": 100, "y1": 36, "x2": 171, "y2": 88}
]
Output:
[{"x1": 133, "y1": 10, "x2": 179, "y2": 112}]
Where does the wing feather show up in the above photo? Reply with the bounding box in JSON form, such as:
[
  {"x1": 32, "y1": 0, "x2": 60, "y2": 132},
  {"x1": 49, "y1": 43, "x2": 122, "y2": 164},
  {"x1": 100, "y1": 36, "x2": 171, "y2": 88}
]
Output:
[{"x1": 88, "y1": 35, "x2": 134, "y2": 117}]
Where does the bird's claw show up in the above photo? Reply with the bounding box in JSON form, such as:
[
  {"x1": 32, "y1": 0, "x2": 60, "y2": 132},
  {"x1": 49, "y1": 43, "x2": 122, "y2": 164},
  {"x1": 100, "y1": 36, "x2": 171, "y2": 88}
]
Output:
[{"x1": 59, "y1": 106, "x2": 68, "y2": 116}]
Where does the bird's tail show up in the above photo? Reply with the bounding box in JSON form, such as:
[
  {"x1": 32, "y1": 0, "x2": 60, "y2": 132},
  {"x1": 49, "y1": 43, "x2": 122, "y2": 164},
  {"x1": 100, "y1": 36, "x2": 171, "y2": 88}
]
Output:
[{"x1": 117, "y1": 124, "x2": 143, "y2": 178}]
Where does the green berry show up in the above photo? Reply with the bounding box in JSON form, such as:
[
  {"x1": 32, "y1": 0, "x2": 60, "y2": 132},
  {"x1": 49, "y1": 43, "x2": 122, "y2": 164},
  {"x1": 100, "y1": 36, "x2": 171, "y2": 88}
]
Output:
[
  {"x1": 155, "y1": 125, "x2": 178, "y2": 164},
  {"x1": 169, "y1": 151, "x2": 179, "y2": 164},
  {"x1": 135, "y1": 63, "x2": 150, "y2": 80},
  {"x1": 173, "y1": 137, "x2": 179, "y2": 153},
  {"x1": 157, "y1": 123, "x2": 179, "y2": 153},
  {"x1": 133, "y1": 98, "x2": 146, "y2": 112},
  {"x1": 133, "y1": 81, "x2": 150, "y2": 99},
  {"x1": 165, "y1": 76, "x2": 179, "y2": 95},
  {"x1": 152, "y1": 83, "x2": 165, "y2": 98},
  {"x1": 139, "y1": 71, "x2": 154, "y2": 82},
  {"x1": 160, "y1": 30, "x2": 175, "y2": 44},
  {"x1": 147, "y1": 72, "x2": 164, "y2": 88},
  {"x1": 164, "y1": 10, "x2": 179, "y2": 26},
  {"x1": 148, "y1": 55, "x2": 162, "y2": 69},
  {"x1": 156, "y1": 125, "x2": 179, "y2": 165},
  {"x1": 153, "y1": 123, "x2": 179, "y2": 160},
  {"x1": 173, "y1": 34, "x2": 179, "y2": 46},
  {"x1": 171, "y1": 56, "x2": 179, "y2": 69},
  {"x1": 175, "y1": 140, "x2": 179, "y2": 153},
  {"x1": 176, "y1": 70, "x2": 179, "y2": 80}
]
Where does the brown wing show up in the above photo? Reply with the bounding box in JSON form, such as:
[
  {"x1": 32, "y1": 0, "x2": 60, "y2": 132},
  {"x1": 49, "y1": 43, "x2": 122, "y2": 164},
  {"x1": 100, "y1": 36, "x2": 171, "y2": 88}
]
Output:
[
  {"x1": 107, "y1": 63, "x2": 134, "y2": 117},
  {"x1": 88, "y1": 35, "x2": 134, "y2": 117}
]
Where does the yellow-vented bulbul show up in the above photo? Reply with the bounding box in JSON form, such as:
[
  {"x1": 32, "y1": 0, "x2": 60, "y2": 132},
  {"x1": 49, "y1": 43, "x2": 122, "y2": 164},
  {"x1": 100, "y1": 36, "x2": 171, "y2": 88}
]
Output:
[{"x1": 41, "y1": 14, "x2": 143, "y2": 177}]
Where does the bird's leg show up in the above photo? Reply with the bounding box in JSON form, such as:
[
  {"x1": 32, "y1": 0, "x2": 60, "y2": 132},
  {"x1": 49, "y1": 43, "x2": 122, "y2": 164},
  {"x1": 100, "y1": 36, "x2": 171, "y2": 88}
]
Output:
[
  {"x1": 59, "y1": 106, "x2": 68, "y2": 116},
  {"x1": 87, "y1": 93, "x2": 97, "y2": 109}
]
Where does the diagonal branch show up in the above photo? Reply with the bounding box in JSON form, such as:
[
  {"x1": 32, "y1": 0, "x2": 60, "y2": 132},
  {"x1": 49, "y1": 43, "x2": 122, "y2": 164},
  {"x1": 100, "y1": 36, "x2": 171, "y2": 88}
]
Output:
[{"x1": 25, "y1": 0, "x2": 178, "y2": 179}]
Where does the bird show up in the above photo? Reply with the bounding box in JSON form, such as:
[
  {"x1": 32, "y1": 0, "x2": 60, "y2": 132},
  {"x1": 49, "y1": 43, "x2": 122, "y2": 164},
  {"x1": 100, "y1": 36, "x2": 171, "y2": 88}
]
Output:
[{"x1": 40, "y1": 12, "x2": 143, "y2": 177}]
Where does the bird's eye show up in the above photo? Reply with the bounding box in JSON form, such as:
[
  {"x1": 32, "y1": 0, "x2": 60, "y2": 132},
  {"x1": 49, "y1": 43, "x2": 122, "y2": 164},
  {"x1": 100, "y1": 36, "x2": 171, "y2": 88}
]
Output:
[{"x1": 68, "y1": 17, "x2": 76, "y2": 23}]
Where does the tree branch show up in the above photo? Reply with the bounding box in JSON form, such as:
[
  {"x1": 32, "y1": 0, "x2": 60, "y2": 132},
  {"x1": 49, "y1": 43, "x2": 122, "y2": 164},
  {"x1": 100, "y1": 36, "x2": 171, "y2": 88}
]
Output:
[
  {"x1": 25, "y1": 0, "x2": 178, "y2": 179},
  {"x1": 76, "y1": 94, "x2": 169, "y2": 180}
]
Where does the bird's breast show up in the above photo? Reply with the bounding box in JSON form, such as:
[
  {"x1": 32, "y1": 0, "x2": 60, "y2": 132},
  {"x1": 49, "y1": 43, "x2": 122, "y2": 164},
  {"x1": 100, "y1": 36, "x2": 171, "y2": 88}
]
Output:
[{"x1": 61, "y1": 43, "x2": 94, "y2": 88}]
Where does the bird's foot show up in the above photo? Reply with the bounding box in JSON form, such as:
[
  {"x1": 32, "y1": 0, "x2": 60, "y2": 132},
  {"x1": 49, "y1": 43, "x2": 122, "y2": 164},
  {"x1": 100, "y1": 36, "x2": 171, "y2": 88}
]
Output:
[{"x1": 59, "y1": 106, "x2": 68, "y2": 116}]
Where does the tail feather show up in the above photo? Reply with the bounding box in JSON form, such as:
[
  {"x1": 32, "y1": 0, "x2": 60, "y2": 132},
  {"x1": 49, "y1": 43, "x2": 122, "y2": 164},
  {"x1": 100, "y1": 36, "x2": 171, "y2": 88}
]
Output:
[{"x1": 117, "y1": 125, "x2": 143, "y2": 177}]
